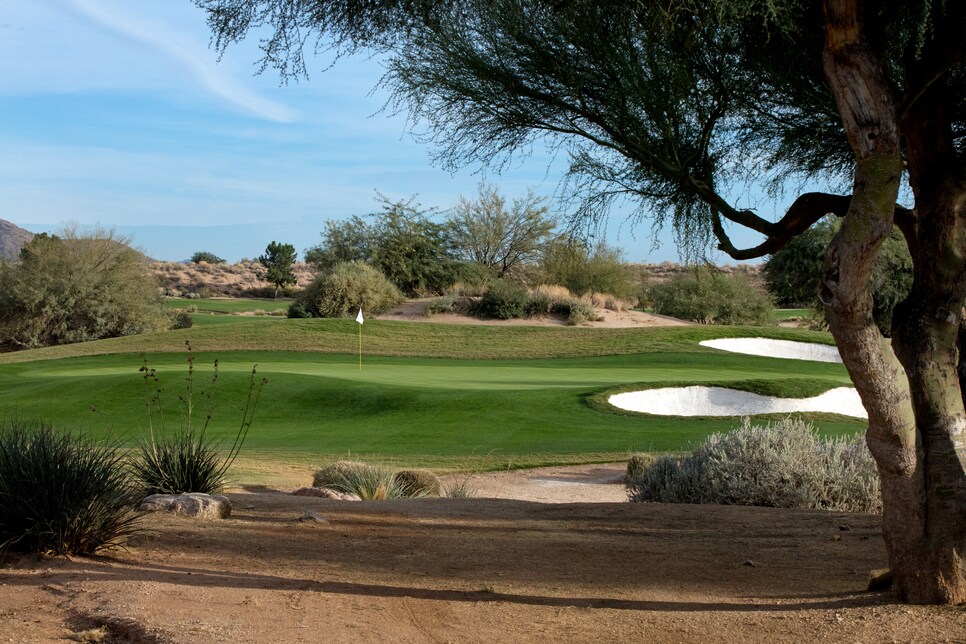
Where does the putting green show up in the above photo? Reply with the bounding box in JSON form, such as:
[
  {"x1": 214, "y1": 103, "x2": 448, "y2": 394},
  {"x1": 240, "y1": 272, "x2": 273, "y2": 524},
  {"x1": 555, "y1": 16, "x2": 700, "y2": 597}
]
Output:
[{"x1": 0, "y1": 327, "x2": 864, "y2": 464}]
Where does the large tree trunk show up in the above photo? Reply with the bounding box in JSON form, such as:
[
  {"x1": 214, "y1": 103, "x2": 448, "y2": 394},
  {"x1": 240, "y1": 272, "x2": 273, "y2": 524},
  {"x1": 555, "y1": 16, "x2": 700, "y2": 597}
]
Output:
[{"x1": 822, "y1": 0, "x2": 966, "y2": 604}]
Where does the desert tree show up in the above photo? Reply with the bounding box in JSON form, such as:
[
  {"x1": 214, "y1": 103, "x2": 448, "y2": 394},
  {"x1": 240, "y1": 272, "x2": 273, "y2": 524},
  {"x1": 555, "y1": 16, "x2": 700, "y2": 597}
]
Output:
[
  {"x1": 257, "y1": 241, "x2": 298, "y2": 298},
  {"x1": 0, "y1": 226, "x2": 169, "y2": 349},
  {"x1": 196, "y1": 0, "x2": 966, "y2": 603},
  {"x1": 190, "y1": 250, "x2": 226, "y2": 264},
  {"x1": 447, "y1": 184, "x2": 556, "y2": 278}
]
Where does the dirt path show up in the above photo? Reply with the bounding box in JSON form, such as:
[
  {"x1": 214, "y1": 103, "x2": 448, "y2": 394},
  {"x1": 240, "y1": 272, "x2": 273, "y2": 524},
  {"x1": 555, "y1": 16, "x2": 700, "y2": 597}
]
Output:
[{"x1": 2, "y1": 466, "x2": 963, "y2": 642}]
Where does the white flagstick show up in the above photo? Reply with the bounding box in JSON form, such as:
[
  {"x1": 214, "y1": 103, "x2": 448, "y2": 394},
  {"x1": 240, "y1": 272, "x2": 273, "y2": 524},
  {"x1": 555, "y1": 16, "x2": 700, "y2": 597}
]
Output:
[{"x1": 355, "y1": 308, "x2": 364, "y2": 369}]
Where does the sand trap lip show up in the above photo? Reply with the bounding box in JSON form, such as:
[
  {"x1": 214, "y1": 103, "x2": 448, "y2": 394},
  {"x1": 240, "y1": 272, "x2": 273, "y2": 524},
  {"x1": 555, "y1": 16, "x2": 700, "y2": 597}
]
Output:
[
  {"x1": 608, "y1": 386, "x2": 867, "y2": 419},
  {"x1": 699, "y1": 338, "x2": 843, "y2": 363}
]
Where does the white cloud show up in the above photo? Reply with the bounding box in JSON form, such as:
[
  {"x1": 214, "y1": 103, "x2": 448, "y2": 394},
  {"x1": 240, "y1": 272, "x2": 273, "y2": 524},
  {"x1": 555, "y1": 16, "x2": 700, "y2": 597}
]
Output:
[{"x1": 61, "y1": 0, "x2": 298, "y2": 123}]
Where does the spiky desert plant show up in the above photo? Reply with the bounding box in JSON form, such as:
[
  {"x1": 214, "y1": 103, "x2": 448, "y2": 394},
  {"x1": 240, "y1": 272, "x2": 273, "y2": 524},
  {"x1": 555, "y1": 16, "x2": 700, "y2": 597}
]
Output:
[
  {"x1": 0, "y1": 421, "x2": 140, "y2": 555},
  {"x1": 131, "y1": 343, "x2": 266, "y2": 495}
]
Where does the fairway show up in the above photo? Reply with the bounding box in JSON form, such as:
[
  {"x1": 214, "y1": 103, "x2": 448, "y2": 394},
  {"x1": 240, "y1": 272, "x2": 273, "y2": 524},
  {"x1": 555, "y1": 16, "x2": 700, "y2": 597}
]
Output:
[{"x1": 0, "y1": 321, "x2": 865, "y2": 469}]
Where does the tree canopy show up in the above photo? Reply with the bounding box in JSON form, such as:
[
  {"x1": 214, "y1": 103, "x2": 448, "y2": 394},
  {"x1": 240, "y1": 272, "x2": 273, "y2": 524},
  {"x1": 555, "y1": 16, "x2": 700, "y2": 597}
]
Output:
[
  {"x1": 197, "y1": 0, "x2": 966, "y2": 604},
  {"x1": 0, "y1": 228, "x2": 169, "y2": 349},
  {"x1": 257, "y1": 241, "x2": 298, "y2": 298}
]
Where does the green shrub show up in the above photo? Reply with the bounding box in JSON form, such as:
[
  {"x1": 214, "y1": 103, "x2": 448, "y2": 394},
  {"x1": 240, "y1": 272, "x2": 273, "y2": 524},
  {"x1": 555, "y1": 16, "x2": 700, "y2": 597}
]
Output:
[
  {"x1": 627, "y1": 418, "x2": 881, "y2": 513},
  {"x1": 539, "y1": 238, "x2": 636, "y2": 298},
  {"x1": 471, "y1": 280, "x2": 529, "y2": 319},
  {"x1": 0, "y1": 228, "x2": 170, "y2": 351},
  {"x1": 287, "y1": 300, "x2": 313, "y2": 318},
  {"x1": 556, "y1": 298, "x2": 599, "y2": 325},
  {"x1": 297, "y1": 261, "x2": 404, "y2": 318},
  {"x1": 131, "y1": 349, "x2": 265, "y2": 495},
  {"x1": 393, "y1": 469, "x2": 442, "y2": 497},
  {"x1": 169, "y1": 310, "x2": 193, "y2": 329},
  {"x1": 0, "y1": 421, "x2": 140, "y2": 555},
  {"x1": 425, "y1": 296, "x2": 457, "y2": 316},
  {"x1": 190, "y1": 251, "x2": 225, "y2": 264},
  {"x1": 649, "y1": 267, "x2": 774, "y2": 325}
]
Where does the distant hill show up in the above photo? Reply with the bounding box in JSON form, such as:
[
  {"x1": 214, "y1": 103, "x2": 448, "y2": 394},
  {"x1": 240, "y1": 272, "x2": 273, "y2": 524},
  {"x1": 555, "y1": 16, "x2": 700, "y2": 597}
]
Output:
[{"x1": 0, "y1": 220, "x2": 34, "y2": 262}]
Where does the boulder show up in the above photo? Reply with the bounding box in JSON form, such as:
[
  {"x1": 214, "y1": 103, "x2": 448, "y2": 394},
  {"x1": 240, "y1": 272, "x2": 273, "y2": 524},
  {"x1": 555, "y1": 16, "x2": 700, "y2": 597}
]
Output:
[{"x1": 138, "y1": 493, "x2": 232, "y2": 519}]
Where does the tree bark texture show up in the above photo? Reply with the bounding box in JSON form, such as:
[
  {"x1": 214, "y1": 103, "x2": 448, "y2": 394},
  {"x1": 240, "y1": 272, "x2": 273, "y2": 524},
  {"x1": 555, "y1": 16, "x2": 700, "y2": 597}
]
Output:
[{"x1": 822, "y1": 0, "x2": 965, "y2": 604}]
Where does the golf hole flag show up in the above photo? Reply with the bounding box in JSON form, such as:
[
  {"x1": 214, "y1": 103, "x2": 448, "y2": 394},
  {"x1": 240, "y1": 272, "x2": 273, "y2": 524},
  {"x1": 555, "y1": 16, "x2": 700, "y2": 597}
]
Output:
[{"x1": 356, "y1": 308, "x2": 364, "y2": 369}]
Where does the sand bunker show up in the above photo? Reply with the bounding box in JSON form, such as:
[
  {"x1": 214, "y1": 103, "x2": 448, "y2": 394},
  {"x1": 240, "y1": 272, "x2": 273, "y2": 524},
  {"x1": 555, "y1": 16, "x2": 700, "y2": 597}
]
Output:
[
  {"x1": 699, "y1": 338, "x2": 843, "y2": 363},
  {"x1": 608, "y1": 386, "x2": 867, "y2": 419}
]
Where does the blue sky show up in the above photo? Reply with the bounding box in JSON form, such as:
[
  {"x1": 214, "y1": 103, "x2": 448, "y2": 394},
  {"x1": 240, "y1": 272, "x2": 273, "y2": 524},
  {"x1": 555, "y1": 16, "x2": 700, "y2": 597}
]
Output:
[{"x1": 0, "y1": 0, "x2": 769, "y2": 263}]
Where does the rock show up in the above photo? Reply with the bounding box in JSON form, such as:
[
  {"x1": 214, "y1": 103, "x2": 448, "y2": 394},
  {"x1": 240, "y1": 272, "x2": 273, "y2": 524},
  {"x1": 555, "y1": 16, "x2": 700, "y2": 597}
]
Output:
[
  {"x1": 867, "y1": 568, "x2": 893, "y2": 592},
  {"x1": 299, "y1": 510, "x2": 328, "y2": 523},
  {"x1": 138, "y1": 493, "x2": 232, "y2": 519},
  {"x1": 741, "y1": 560, "x2": 759, "y2": 567},
  {"x1": 291, "y1": 487, "x2": 361, "y2": 501}
]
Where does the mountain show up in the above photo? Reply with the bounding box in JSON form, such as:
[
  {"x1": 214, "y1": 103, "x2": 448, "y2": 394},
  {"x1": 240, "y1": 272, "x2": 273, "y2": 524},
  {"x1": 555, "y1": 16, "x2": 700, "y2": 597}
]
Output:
[{"x1": 0, "y1": 219, "x2": 34, "y2": 262}]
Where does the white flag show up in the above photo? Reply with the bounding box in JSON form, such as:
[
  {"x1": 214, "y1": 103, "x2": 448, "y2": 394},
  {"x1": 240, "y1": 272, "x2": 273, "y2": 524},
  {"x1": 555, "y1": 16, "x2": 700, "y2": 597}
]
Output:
[{"x1": 355, "y1": 308, "x2": 364, "y2": 324}]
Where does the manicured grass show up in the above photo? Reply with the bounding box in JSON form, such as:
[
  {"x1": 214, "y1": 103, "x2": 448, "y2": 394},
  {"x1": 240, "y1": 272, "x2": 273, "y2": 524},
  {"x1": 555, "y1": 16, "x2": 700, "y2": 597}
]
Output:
[
  {"x1": 775, "y1": 308, "x2": 812, "y2": 320},
  {"x1": 0, "y1": 322, "x2": 864, "y2": 472}
]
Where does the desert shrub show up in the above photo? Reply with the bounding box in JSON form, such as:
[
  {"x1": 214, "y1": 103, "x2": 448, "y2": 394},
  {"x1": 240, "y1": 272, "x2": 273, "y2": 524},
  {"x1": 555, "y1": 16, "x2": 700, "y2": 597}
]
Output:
[
  {"x1": 0, "y1": 421, "x2": 140, "y2": 555},
  {"x1": 649, "y1": 267, "x2": 774, "y2": 325},
  {"x1": 558, "y1": 298, "x2": 599, "y2": 325},
  {"x1": 296, "y1": 261, "x2": 403, "y2": 318},
  {"x1": 0, "y1": 228, "x2": 170, "y2": 350},
  {"x1": 471, "y1": 280, "x2": 530, "y2": 319},
  {"x1": 539, "y1": 238, "x2": 636, "y2": 299},
  {"x1": 190, "y1": 251, "x2": 225, "y2": 264},
  {"x1": 393, "y1": 469, "x2": 442, "y2": 497},
  {"x1": 169, "y1": 310, "x2": 193, "y2": 329},
  {"x1": 287, "y1": 300, "x2": 313, "y2": 318},
  {"x1": 425, "y1": 296, "x2": 457, "y2": 316},
  {"x1": 443, "y1": 476, "x2": 477, "y2": 498},
  {"x1": 627, "y1": 418, "x2": 881, "y2": 513},
  {"x1": 625, "y1": 453, "x2": 656, "y2": 483},
  {"x1": 131, "y1": 349, "x2": 265, "y2": 495}
]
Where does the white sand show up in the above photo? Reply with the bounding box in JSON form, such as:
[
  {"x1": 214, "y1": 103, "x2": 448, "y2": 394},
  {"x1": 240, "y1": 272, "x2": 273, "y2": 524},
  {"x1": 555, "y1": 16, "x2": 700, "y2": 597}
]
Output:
[
  {"x1": 608, "y1": 386, "x2": 867, "y2": 419},
  {"x1": 608, "y1": 337, "x2": 864, "y2": 418},
  {"x1": 699, "y1": 338, "x2": 843, "y2": 363}
]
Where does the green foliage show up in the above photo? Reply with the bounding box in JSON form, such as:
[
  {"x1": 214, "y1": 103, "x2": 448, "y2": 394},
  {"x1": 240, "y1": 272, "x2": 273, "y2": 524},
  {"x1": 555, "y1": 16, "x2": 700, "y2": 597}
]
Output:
[
  {"x1": 425, "y1": 295, "x2": 457, "y2": 316},
  {"x1": 169, "y1": 310, "x2": 194, "y2": 329},
  {"x1": 471, "y1": 280, "x2": 529, "y2": 319},
  {"x1": 649, "y1": 267, "x2": 774, "y2": 325},
  {"x1": 539, "y1": 238, "x2": 635, "y2": 299},
  {"x1": 0, "y1": 227, "x2": 170, "y2": 350},
  {"x1": 627, "y1": 418, "x2": 881, "y2": 513},
  {"x1": 306, "y1": 195, "x2": 459, "y2": 296},
  {"x1": 257, "y1": 241, "x2": 298, "y2": 298},
  {"x1": 0, "y1": 420, "x2": 139, "y2": 555},
  {"x1": 190, "y1": 251, "x2": 225, "y2": 264},
  {"x1": 764, "y1": 218, "x2": 913, "y2": 334},
  {"x1": 296, "y1": 261, "x2": 403, "y2": 318},
  {"x1": 447, "y1": 184, "x2": 556, "y2": 278},
  {"x1": 131, "y1": 348, "x2": 266, "y2": 495}
]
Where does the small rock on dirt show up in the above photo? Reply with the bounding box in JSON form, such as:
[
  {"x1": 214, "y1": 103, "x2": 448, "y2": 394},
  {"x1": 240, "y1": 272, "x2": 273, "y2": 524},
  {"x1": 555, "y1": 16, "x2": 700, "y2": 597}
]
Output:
[
  {"x1": 138, "y1": 493, "x2": 232, "y2": 519},
  {"x1": 867, "y1": 568, "x2": 893, "y2": 591},
  {"x1": 299, "y1": 510, "x2": 328, "y2": 523}
]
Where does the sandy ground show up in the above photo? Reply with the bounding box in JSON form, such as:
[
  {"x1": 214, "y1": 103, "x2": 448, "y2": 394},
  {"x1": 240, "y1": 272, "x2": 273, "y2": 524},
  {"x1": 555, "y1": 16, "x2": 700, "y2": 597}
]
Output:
[{"x1": 2, "y1": 465, "x2": 964, "y2": 643}]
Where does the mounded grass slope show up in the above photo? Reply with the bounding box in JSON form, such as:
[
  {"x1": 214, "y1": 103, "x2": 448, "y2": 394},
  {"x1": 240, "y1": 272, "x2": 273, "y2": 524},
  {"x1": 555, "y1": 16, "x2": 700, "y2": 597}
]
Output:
[{"x1": 0, "y1": 320, "x2": 863, "y2": 471}]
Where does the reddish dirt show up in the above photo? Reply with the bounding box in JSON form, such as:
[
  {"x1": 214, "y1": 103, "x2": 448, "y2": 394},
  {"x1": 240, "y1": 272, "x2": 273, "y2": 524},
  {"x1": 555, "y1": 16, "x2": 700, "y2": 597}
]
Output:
[{"x1": 1, "y1": 465, "x2": 963, "y2": 643}]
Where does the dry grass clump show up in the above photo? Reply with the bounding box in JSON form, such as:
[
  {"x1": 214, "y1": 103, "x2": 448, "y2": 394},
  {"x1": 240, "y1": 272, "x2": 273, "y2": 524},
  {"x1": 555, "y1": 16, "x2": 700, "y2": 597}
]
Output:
[
  {"x1": 586, "y1": 292, "x2": 635, "y2": 312},
  {"x1": 393, "y1": 469, "x2": 442, "y2": 497},
  {"x1": 312, "y1": 461, "x2": 442, "y2": 500}
]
